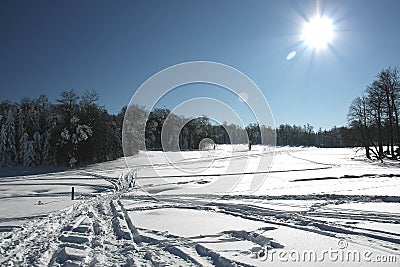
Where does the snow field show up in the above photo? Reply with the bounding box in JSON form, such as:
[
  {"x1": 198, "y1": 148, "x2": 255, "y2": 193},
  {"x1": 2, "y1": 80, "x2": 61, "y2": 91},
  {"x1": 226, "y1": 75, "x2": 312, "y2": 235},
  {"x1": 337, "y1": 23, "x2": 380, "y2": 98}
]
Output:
[{"x1": 0, "y1": 146, "x2": 399, "y2": 266}]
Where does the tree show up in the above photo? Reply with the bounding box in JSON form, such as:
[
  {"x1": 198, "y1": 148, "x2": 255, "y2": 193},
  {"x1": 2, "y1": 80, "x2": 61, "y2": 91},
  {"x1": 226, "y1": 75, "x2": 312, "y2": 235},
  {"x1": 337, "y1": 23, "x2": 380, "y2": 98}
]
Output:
[
  {"x1": 348, "y1": 96, "x2": 371, "y2": 158},
  {"x1": 3, "y1": 109, "x2": 17, "y2": 165},
  {"x1": 20, "y1": 132, "x2": 36, "y2": 166},
  {"x1": 366, "y1": 82, "x2": 385, "y2": 158},
  {"x1": 0, "y1": 123, "x2": 7, "y2": 166},
  {"x1": 349, "y1": 66, "x2": 400, "y2": 160},
  {"x1": 57, "y1": 89, "x2": 79, "y2": 117},
  {"x1": 42, "y1": 132, "x2": 52, "y2": 165},
  {"x1": 123, "y1": 104, "x2": 147, "y2": 155},
  {"x1": 376, "y1": 67, "x2": 400, "y2": 157},
  {"x1": 58, "y1": 116, "x2": 92, "y2": 166},
  {"x1": 33, "y1": 131, "x2": 42, "y2": 165}
]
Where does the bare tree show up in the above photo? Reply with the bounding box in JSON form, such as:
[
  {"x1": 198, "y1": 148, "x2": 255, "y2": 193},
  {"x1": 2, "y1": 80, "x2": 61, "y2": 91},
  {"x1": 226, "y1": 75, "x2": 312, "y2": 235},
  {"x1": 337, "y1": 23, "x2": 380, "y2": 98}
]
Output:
[
  {"x1": 348, "y1": 96, "x2": 372, "y2": 158},
  {"x1": 366, "y1": 81, "x2": 385, "y2": 158},
  {"x1": 377, "y1": 67, "x2": 400, "y2": 157}
]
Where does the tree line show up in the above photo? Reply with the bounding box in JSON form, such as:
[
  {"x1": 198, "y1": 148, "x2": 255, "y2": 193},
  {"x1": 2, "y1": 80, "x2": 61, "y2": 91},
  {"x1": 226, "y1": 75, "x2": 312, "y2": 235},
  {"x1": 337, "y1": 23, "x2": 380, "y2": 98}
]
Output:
[
  {"x1": 0, "y1": 90, "x2": 123, "y2": 167},
  {"x1": 143, "y1": 111, "x2": 354, "y2": 150},
  {"x1": 126, "y1": 106, "x2": 355, "y2": 153},
  {"x1": 348, "y1": 67, "x2": 400, "y2": 159},
  {"x1": 0, "y1": 88, "x2": 370, "y2": 167}
]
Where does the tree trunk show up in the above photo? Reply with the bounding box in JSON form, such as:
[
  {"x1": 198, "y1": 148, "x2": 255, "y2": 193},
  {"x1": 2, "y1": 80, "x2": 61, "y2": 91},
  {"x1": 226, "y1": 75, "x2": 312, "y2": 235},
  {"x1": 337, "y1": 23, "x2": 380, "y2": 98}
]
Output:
[
  {"x1": 386, "y1": 92, "x2": 395, "y2": 157},
  {"x1": 391, "y1": 94, "x2": 400, "y2": 158},
  {"x1": 377, "y1": 110, "x2": 384, "y2": 159}
]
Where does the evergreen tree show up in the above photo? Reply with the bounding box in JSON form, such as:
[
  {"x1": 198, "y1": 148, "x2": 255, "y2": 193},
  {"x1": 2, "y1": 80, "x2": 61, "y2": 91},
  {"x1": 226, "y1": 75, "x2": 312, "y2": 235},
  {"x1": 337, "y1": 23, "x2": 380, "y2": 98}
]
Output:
[
  {"x1": 20, "y1": 132, "x2": 36, "y2": 166},
  {"x1": 42, "y1": 132, "x2": 52, "y2": 165},
  {"x1": 58, "y1": 116, "x2": 92, "y2": 166},
  {"x1": 3, "y1": 110, "x2": 17, "y2": 165},
  {"x1": 16, "y1": 107, "x2": 26, "y2": 164},
  {"x1": 0, "y1": 124, "x2": 7, "y2": 166},
  {"x1": 33, "y1": 131, "x2": 42, "y2": 165}
]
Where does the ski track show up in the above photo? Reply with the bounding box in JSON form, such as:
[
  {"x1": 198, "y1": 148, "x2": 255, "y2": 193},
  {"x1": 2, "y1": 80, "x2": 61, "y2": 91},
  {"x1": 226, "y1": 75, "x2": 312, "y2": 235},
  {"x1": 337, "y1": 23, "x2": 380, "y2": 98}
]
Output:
[
  {"x1": 2, "y1": 189, "x2": 400, "y2": 266},
  {"x1": 0, "y1": 186, "x2": 218, "y2": 266},
  {"x1": 132, "y1": 194, "x2": 400, "y2": 251},
  {"x1": 1, "y1": 148, "x2": 400, "y2": 266}
]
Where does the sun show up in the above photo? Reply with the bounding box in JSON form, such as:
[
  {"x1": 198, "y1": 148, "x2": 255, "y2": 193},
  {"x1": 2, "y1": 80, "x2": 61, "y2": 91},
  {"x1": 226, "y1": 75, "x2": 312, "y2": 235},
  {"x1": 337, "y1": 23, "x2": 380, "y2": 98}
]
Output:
[{"x1": 302, "y1": 16, "x2": 334, "y2": 49}]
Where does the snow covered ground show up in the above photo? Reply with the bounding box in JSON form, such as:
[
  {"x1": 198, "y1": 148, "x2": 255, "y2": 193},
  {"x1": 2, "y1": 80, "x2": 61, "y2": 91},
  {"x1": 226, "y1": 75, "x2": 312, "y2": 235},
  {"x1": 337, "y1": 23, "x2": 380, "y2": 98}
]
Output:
[{"x1": 1, "y1": 146, "x2": 399, "y2": 266}]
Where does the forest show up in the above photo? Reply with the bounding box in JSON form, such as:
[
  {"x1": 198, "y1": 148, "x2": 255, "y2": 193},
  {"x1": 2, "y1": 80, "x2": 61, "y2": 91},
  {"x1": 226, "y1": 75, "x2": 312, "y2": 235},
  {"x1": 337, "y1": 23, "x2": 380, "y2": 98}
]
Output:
[
  {"x1": 1, "y1": 66, "x2": 398, "y2": 167},
  {"x1": 0, "y1": 90, "x2": 123, "y2": 167},
  {"x1": 348, "y1": 67, "x2": 400, "y2": 159}
]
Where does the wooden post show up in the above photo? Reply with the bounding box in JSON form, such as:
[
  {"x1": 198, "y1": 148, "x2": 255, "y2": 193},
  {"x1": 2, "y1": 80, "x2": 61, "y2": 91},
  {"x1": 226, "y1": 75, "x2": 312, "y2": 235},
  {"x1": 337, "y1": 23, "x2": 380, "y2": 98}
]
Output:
[{"x1": 71, "y1": 186, "x2": 75, "y2": 200}]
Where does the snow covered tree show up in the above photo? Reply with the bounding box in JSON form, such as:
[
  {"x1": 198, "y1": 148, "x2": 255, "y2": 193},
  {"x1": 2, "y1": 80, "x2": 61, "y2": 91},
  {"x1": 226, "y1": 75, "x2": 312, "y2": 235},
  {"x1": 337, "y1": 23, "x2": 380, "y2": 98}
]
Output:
[
  {"x1": 42, "y1": 132, "x2": 52, "y2": 165},
  {"x1": 20, "y1": 132, "x2": 36, "y2": 166},
  {"x1": 123, "y1": 104, "x2": 147, "y2": 155},
  {"x1": 3, "y1": 110, "x2": 17, "y2": 165},
  {"x1": 33, "y1": 131, "x2": 42, "y2": 165},
  {"x1": 0, "y1": 124, "x2": 7, "y2": 166},
  {"x1": 16, "y1": 107, "x2": 26, "y2": 164},
  {"x1": 58, "y1": 116, "x2": 92, "y2": 166}
]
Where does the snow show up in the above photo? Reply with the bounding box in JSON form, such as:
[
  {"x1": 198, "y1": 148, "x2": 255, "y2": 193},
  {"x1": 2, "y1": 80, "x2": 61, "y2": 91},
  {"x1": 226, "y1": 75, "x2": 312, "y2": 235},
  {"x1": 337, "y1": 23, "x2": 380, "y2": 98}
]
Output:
[
  {"x1": 129, "y1": 208, "x2": 267, "y2": 237},
  {"x1": 1, "y1": 146, "x2": 400, "y2": 266},
  {"x1": 326, "y1": 202, "x2": 400, "y2": 214},
  {"x1": 218, "y1": 199, "x2": 325, "y2": 212},
  {"x1": 0, "y1": 196, "x2": 72, "y2": 225}
]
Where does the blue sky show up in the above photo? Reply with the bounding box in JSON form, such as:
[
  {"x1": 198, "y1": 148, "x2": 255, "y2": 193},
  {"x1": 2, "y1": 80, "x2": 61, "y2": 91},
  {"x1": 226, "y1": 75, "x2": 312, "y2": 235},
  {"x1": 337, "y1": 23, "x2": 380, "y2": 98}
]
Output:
[{"x1": 1, "y1": 0, "x2": 400, "y2": 129}]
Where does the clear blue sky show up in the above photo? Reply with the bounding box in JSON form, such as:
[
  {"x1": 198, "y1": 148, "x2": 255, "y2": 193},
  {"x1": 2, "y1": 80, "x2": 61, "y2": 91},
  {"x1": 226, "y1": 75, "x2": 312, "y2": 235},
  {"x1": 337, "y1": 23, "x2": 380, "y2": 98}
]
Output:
[{"x1": 1, "y1": 0, "x2": 400, "y2": 129}]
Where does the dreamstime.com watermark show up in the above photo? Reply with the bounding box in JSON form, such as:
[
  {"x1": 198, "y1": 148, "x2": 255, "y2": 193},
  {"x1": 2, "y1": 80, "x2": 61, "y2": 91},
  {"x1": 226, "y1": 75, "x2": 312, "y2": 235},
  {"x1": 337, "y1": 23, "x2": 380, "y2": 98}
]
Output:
[{"x1": 254, "y1": 239, "x2": 398, "y2": 263}]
